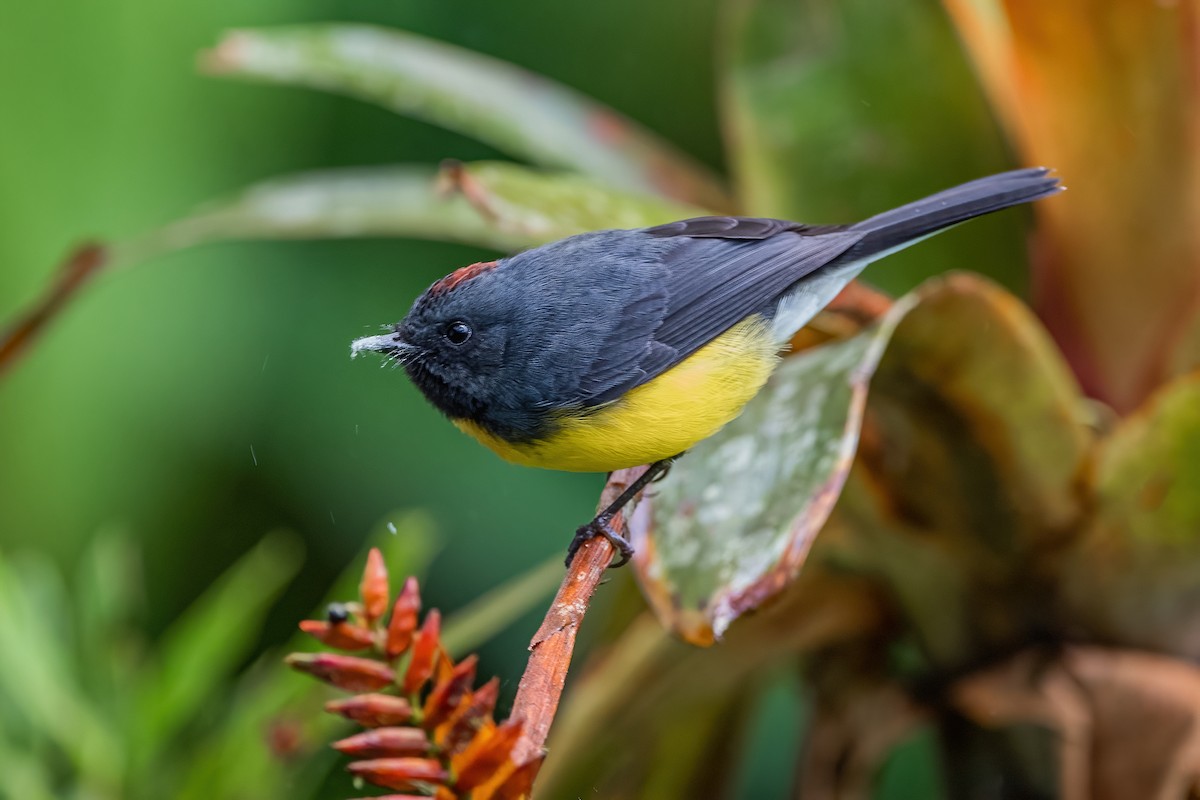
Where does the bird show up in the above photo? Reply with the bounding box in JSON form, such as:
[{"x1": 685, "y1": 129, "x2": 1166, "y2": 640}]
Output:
[{"x1": 352, "y1": 167, "x2": 1062, "y2": 566}]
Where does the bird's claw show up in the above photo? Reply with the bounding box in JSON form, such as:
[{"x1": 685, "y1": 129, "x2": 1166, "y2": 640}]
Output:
[{"x1": 565, "y1": 516, "x2": 634, "y2": 569}]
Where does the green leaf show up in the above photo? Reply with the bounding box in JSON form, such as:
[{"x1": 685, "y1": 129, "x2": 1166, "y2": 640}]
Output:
[
  {"x1": 111, "y1": 161, "x2": 701, "y2": 273},
  {"x1": 0, "y1": 737, "x2": 58, "y2": 800},
  {"x1": 75, "y1": 525, "x2": 143, "y2": 714},
  {"x1": 112, "y1": 164, "x2": 530, "y2": 266},
  {"x1": 130, "y1": 531, "x2": 304, "y2": 772},
  {"x1": 202, "y1": 25, "x2": 729, "y2": 209},
  {"x1": 720, "y1": 0, "x2": 1024, "y2": 293},
  {"x1": 1062, "y1": 372, "x2": 1200, "y2": 658},
  {"x1": 0, "y1": 551, "x2": 121, "y2": 790},
  {"x1": 435, "y1": 161, "x2": 705, "y2": 243}
]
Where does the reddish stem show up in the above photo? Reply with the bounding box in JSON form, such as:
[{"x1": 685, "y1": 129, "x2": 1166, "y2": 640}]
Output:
[
  {"x1": 508, "y1": 465, "x2": 648, "y2": 766},
  {"x1": 0, "y1": 243, "x2": 107, "y2": 377}
]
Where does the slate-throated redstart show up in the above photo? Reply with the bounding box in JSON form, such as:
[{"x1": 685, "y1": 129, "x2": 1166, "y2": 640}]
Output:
[{"x1": 352, "y1": 168, "x2": 1062, "y2": 566}]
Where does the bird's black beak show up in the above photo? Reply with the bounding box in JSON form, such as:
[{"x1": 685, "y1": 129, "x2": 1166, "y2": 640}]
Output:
[{"x1": 350, "y1": 329, "x2": 415, "y2": 360}]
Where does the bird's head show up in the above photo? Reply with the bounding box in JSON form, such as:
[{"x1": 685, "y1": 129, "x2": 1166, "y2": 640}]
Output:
[{"x1": 351, "y1": 260, "x2": 515, "y2": 422}]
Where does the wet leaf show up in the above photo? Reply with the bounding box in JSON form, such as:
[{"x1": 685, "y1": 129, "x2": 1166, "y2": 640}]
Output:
[
  {"x1": 721, "y1": 0, "x2": 1024, "y2": 292},
  {"x1": 942, "y1": 0, "x2": 1200, "y2": 411},
  {"x1": 202, "y1": 25, "x2": 728, "y2": 208},
  {"x1": 1062, "y1": 372, "x2": 1200, "y2": 658},
  {"x1": 629, "y1": 293, "x2": 911, "y2": 644},
  {"x1": 633, "y1": 274, "x2": 1089, "y2": 650}
]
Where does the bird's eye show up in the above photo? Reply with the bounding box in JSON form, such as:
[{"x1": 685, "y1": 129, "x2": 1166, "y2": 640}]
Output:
[{"x1": 444, "y1": 320, "x2": 472, "y2": 345}]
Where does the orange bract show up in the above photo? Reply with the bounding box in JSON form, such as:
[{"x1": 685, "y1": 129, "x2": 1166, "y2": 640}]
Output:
[{"x1": 288, "y1": 550, "x2": 539, "y2": 799}]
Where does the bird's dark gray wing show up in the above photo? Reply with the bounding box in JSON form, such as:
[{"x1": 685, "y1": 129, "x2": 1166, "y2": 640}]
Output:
[{"x1": 572, "y1": 218, "x2": 863, "y2": 406}]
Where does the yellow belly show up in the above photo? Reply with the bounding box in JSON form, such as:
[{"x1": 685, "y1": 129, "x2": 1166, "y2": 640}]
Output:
[{"x1": 453, "y1": 315, "x2": 780, "y2": 472}]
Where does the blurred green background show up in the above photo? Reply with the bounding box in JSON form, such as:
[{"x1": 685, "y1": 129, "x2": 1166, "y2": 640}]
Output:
[
  {"x1": 0, "y1": 0, "x2": 727, "y2": 638},
  {"x1": 0, "y1": 1, "x2": 1025, "y2": 797}
]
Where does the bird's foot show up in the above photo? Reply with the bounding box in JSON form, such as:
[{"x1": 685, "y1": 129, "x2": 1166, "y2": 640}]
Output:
[{"x1": 565, "y1": 515, "x2": 634, "y2": 569}]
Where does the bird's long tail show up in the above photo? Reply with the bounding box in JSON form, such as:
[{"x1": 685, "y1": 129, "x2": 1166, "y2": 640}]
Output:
[{"x1": 850, "y1": 167, "x2": 1062, "y2": 255}]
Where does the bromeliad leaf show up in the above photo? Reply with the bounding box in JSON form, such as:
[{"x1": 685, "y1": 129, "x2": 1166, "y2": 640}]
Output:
[
  {"x1": 629, "y1": 292, "x2": 914, "y2": 644},
  {"x1": 1062, "y1": 372, "x2": 1200, "y2": 659},
  {"x1": 202, "y1": 25, "x2": 729, "y2": 209},
  {"x1": 437, "y1": 161, "x2": 705, "y2": 244},
  {"x1": 942, "y1": 0, "x2": 1200, "y2": 412},
  {"x1": 632, "y1": 274, "x2": 1092, "y2": 649},
  {"x1": 111, "y1": 162, "x2": 701, "y2": 273}
]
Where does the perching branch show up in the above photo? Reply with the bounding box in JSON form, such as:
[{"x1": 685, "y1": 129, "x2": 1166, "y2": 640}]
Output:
[
  {"x1": 508, "y1": 465, "x2": 649, "y2": 766},
  {"x1": 0, "y1": 244, "x2": 106, "y2": 378}
]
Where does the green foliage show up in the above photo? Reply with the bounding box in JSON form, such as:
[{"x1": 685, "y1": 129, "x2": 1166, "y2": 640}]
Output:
[{"x1": 0, "y1": 515, "x2": 557, "y2": 799}]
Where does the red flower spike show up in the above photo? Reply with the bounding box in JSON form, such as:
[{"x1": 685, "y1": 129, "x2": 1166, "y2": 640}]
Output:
[
  {"x1": 424, "y1": 654, "x2": 478, "y2": 729},
  {"x1": 348, "y1": 796, "x2": 432, "y2": 800},
  {"x1": 452, "y1": 719, "x2": 524, "y2": 791},
  {"x1": 385, "y1": 577, "x2": 421, "y2": 658},
  {"x1": 333, "y1": 727, "x2": 431, "y2": 758},
  {"x1": 347, "y1": 757, "x2": 448, "y2": 792},
  {"x1": 360, "y1": 548, "x2": 390, "y2": 624},
  {"x1": 285, "y1": 653, "x2": 395, "y2": 692},
  {"x1": 437, "y1": 675, "x2": 499, "y2": 753},
  {"x1": 326, "y1": 694, "x2": 413, "y2": 728},
  {"x1": 434, "y1": 787, "x2": 458, "y2": 800},
  {"x1": 299, "y1": 619, "x2": 376, "y2": 650},
  {"x1": 492, "y1": 756, "x2": 544, "y2": 800},
  {"x1": 402, "y1": 609, "x2": 442, "y2": 695}
]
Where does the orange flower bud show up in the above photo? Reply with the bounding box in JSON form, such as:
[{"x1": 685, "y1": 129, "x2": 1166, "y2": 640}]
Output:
[
  {"x1": 424, "y1": 654, "x2": 478, "y2": 729},
  {"x1": 360, "y1": 548, "x2": 390, "y2": 624},
  {"x1": 347, "y1": 757, "x2": 448, "y2": 792},
  {"x1": 326, "y1": 694, "x2": 413, "y2": 728},
  {"x1": 440, "y1": 677, "x2": 499, "y2": 753},
  {"x1": 298, "y1": 619, "x2": 376, "y2": 651},
  {"x1": 285, "y1": 653, "x2": 395, "y2": 692},
  {"x1": 386, "y1": 577, "x2": 421, "y2": 658},
  {"x1": 493, "y1": 756, "x2": 543, "y2": 800},
  {"x1": 402, "y1": 610, "x2": 441, "y2": 695},
  {"x1": 452, "y1": 719, "x2": 524, "y2": 791},
  {"x1": 333, "y1": 727, "x2": 430, "y2": 758}
]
